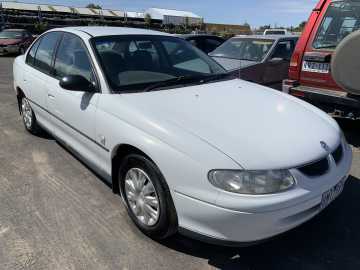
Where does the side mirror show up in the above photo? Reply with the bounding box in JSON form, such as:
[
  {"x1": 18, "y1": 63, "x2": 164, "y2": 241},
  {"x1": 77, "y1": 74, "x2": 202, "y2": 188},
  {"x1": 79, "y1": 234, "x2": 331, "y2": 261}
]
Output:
[{"x1": 59, "y1": 75, "x2": 96, "y2": 92}]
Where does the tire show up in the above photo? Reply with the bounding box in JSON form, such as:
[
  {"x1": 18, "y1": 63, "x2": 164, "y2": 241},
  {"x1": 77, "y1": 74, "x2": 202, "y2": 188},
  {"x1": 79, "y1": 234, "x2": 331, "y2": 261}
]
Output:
[
  {"x1": 118, "y1": 154, "x2": 178, "y2": 239},
  {"x1": 21, "y1": 96, "x2": 42, "y2": 135}
]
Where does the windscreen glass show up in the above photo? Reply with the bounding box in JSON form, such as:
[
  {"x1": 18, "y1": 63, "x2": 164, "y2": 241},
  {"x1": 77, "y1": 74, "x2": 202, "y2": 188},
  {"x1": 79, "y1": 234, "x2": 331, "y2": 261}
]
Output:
[
  {"x1": 209, "y1": 38, "x2": 275, "y2": 62},
  {"x1": 92, "y1": 35, "x2": 226, "y2": 92}
]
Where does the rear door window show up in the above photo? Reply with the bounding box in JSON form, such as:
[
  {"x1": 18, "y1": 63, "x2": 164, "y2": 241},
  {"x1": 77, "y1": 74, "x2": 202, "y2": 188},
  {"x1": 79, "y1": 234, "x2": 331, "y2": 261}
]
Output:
[
  {"x1": 313, "y1": 0, "x2": 360, "y2": 49},
  {"x1": 34, "y1": 32, "x2": 61, "y2": 74},
  {"x1": 54, "y1": 33, "x2": 94, "y2": 82}
]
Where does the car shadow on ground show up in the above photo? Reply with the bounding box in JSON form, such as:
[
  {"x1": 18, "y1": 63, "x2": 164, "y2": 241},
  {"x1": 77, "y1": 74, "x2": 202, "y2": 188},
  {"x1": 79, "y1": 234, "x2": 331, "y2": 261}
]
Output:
[{"x1": 160, "y1": 175, "x2": 360, "y2": 270}]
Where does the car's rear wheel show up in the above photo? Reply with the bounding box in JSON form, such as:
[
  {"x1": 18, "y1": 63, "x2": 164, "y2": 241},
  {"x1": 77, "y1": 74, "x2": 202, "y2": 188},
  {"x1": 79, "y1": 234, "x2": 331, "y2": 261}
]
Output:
[
  {"x1": 21, "y1": 97, "x2": 42, "y2": 134},
  {"x1": 119, "y1": 154, "x2": 178, "y2": 239}
]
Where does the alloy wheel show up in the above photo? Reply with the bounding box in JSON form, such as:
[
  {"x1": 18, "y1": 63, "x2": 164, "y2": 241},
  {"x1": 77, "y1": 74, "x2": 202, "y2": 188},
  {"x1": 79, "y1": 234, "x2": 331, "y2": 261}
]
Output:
[
  {"x1": 21, "y1": 98, "x2": 33, "y2": 129},
  {"x1": 124, "y1": 168, "x2": 160, "y2": 226}
]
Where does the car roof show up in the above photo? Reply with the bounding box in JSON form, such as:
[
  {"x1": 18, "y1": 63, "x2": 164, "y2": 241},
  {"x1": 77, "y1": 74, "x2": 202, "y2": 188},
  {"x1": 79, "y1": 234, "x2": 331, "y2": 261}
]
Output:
[
  {"x1": 233, "y1": 34, "x2": 298, "y2": 40},
  {"x1": 264, "y1": 29, "x2": 287, "y2": 32},
  {"x1": 179, "y1": 34, "x2": 224, "y2": 39},
  {"x1": 3, "y1": 29, "x2": 27, "y2": 32},
  {"x1": 53, "y1": 26, "x2": 172, "y2": 38}
]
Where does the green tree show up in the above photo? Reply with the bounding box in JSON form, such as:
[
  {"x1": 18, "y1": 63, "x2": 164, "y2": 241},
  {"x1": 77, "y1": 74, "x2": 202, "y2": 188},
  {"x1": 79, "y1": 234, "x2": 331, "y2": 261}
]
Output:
[
  {"x1": 144, "y1": 13, "x2": 152, "y2": 28},
  {"x1": 184, "y1": 16, "x2": 190, "y2": 29},
  {"x1": 299, "y1": 21, "x2": 307, "y2": 30},
  {"x1": 34, "y1": 21, "x2": 48, "y2": 34},
  {"x1": 86, "y1": 3, "x2": 102, "y2": 9}
]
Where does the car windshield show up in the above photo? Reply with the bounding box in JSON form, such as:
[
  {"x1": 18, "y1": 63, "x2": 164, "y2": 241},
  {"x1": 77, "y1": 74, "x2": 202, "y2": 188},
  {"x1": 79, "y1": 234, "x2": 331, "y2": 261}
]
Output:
[
  {"x1": 313, "y1": 0, "x2": 360, "y2": 49},
  {"x1": 91, "y1": 35, "x2": 228, "y2": 92},
  {"x1": 0, "y1": 31, "x2": 23, "y2": 39},
  {"x1": 209, "y1": 38, "x2": 275, "y2": 62}
]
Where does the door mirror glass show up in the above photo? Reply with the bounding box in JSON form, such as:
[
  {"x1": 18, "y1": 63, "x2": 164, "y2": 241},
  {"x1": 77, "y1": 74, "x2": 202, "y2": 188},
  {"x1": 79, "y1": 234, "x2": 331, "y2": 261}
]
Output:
[{"x1": 59, "y1": 75, "x2": 95, "y2": 92}]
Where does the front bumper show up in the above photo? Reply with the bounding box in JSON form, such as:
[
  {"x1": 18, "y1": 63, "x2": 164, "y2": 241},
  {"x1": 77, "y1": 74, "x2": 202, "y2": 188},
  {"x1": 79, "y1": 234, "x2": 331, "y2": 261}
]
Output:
[{"x1": 173, "y1": 142, "x2": 352, "y2": 245}]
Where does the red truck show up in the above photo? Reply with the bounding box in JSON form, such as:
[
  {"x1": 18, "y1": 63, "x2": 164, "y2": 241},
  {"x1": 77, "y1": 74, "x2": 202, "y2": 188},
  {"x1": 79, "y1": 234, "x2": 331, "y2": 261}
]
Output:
[{"x1": 283, "y1": 0, "x2": 360, "y2": 119}]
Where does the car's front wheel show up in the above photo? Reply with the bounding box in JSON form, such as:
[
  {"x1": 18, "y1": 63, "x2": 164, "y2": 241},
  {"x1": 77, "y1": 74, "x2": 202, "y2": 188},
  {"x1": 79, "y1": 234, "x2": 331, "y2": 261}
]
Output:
[
  {"x1": 21, "y1": 97, "x2": 42, "y2": 134},
  {"x1": 119, "y1": 154, "x2": 178, "y2": 239}
]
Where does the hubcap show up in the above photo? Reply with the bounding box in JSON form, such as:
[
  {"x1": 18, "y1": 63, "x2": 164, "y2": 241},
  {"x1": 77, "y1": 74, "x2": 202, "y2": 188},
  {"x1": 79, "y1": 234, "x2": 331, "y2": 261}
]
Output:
[
  {"x1": 124, "y1": 168, "x2": 160, "y2": 226},
  {"x1": 21, "y1": 98, "x2": 33, "y2": 129}
]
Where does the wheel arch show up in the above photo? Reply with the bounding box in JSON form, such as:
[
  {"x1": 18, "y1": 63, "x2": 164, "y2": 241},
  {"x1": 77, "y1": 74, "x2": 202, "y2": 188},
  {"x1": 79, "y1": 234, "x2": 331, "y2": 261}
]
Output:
[
  {"x1": 111, "y1": 144, "x2": 156, "y2": 194},
  {"x1": 16, "y1": 87, "x2": 25, "y2": 114},
  {"x1": 111, "y1": 143, "x2": 179, "y2": 236}
]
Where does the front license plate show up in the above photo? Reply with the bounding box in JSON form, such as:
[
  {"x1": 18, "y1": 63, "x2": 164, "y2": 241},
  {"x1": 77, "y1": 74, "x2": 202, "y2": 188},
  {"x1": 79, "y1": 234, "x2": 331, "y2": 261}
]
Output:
[
  {"x1": 321, "y1": 179, "x2": 345, "y2": 210},
  {"x1": 302, "y1": 61, "x2": 330, "y2": 73}
]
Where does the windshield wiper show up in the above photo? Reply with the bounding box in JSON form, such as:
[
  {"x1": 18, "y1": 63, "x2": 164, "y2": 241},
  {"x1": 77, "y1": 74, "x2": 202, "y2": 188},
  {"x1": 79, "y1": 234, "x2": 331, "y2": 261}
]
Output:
[
  {"x1": 200, "y1": 72, "x2": 235, "y2": 83},
  {"x1": 144, "y1": 75, "x2": 207, "y2": 92},
  {"x1": 143, "y1": 73, "x2": 234, "y2": 92}
]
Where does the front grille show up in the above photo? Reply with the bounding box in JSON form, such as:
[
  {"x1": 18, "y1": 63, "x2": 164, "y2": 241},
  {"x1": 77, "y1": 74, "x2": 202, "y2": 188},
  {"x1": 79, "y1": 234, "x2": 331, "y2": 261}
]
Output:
[
  {"x1": 0, "y1": 44, "x2": 5, "y2": 48},
  {"x1": 332, "y1": 144, "x2": 343, "y2": 165},
  {"x1": 298, "y1": 144, "x2": 344, "y2": 177},
  {"x1": 298, "y1": 157, "x2": 329, "y2": 177}
]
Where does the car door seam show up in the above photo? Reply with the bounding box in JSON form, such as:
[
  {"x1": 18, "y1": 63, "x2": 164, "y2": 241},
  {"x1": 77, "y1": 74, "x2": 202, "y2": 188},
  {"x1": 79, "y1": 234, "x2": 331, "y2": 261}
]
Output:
[{"x1": 28, "y1": 98, "x2": 109, "y2": 152}]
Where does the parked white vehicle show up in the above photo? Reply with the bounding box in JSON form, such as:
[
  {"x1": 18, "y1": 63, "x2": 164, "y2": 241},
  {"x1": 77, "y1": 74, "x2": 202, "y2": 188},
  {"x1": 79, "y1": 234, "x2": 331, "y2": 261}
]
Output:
[
  {"x1": 13, "y1": 27, "x2": 352, "y2": 245},
  {"x1": 264, "y1": 29, "x2": 288, "y2": 35}
]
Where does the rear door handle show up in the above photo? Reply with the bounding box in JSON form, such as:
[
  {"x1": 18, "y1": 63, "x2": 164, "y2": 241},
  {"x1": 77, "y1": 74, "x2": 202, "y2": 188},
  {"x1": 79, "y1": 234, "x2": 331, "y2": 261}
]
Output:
[{"x1": 48, "y1": 93, "x2": 55, "y2": 99}]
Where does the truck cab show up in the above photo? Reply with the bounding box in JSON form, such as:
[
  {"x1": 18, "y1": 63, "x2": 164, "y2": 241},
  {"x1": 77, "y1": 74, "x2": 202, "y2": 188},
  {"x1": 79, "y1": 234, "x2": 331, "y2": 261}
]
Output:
[{"x1": 283, "y1": 0, "x2": 360, "y2": 119}]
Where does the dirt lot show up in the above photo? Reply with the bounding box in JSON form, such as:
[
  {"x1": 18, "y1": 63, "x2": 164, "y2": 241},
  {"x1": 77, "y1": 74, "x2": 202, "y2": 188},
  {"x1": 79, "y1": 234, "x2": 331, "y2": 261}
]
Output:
[{"x1": 1, "y1": 56, "x2": 360, "y2": 270}]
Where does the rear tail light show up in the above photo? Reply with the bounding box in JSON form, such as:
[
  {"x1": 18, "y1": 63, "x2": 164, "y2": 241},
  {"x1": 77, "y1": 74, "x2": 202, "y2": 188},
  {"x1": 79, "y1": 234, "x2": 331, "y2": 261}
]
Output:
[{"x1": 290, "y1": 52, "x2": 300, "y2": 68}]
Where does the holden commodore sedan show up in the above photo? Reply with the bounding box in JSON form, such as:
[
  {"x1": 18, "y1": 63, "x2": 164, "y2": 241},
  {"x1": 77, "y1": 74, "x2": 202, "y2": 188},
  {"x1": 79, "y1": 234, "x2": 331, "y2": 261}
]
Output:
[{"x1": 13, "y1": 27, "x2": 352, "y2": 246}]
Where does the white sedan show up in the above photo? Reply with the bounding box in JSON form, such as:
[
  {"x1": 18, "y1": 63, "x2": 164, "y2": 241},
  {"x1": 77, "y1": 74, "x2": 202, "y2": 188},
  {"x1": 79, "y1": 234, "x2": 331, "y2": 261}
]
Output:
[{"x1": 13, "y1": 27, "x2": 352, "y2": 246}]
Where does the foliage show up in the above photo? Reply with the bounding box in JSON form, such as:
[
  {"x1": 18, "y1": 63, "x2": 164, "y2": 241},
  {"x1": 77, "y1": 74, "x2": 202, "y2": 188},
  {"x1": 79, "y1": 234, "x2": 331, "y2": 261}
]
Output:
[
  {"x1": 86, "y1": 3, "x2": 102, "y2": 10},
  {"x1": 34, "y1": 21, "x2": 48, "y2": 33},
  {"x1": 144, "y1": 13, "x2": 152, "y2": 27}
]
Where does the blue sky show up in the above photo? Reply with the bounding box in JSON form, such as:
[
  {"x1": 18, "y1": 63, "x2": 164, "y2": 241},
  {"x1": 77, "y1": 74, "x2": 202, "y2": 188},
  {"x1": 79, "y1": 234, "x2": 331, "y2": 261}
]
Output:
[{"x1": 19, "y1": 0, "x2": 319, "y2": 27}]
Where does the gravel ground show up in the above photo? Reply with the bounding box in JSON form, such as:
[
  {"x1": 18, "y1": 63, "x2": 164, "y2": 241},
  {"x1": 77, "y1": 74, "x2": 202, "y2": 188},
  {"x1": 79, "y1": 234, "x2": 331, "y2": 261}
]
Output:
[{"x1": 1, "y1": 56, "x2": 360, "y2": 270}]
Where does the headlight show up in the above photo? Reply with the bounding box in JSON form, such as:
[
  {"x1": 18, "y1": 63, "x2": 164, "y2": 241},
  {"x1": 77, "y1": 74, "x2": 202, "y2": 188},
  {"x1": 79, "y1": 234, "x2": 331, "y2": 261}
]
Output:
[{"x1": 208, "y1": 170, "x2": 295, "y2": 195}]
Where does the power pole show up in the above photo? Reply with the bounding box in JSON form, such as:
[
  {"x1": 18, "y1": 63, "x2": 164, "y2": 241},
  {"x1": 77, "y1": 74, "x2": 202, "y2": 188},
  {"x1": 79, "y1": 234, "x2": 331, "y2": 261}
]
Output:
[
  {"x1": 0, "y1": 3, "x2": 5, "y2": 30},
  {"x1": 38, "y1": 5, "x2": 42, "y2": 23}
]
